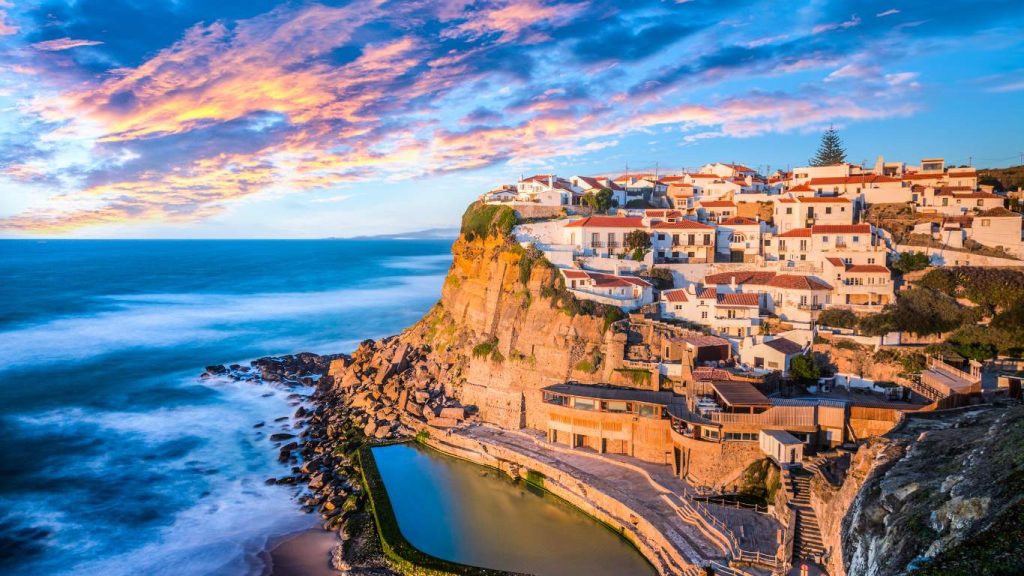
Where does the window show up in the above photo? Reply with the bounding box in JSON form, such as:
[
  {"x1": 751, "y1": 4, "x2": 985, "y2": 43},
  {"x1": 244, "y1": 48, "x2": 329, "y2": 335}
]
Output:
[
  {"x1": 591, "y1": 232, "x2": 599, "y2": 245},
  {"x1": 867, "y1": 258, "x2": 875, "y2": 264},
  {"x1": 638, "y1": 404, "x2": 659, "y2": 418},
  {"x1": 724, "y1": 432, "x2": 757, "y2": 441},
  {"x1": 672, "y1": 234, "x2": 680, "y2": 245},
  {"x1": 573, "y1": 398, "x2": 596, "y2": 411},
  {"x1": 786, "y1": 207, "x2": 793, "y2": 215},
  {"x1": 602, "y1": 400, "x2": 631, "y2": 413},
  {"x1": 701, "y1": 428, "x2": 719, "y2": 440},
  {"x1": 852, "y1": 235, "x2": 860, "y2": 243},
  {"x1": 822, "y1": 236, "x2": 829, "y2": 243},
  {"x1": 704, "y1": 234, "x2": 712, "y2": 244},
  {"x1": 825, "y1": 207, "x2": 832, "y2": 214},
  {"x1": 701, "y1": 310, "x2": 708, "y2": 319},
  {"x1": 687, "y1": 234, "x2": 695, "y2": 244},
  {"x1": 657, "y1": 233, "x2": 666, "y2": 241}
]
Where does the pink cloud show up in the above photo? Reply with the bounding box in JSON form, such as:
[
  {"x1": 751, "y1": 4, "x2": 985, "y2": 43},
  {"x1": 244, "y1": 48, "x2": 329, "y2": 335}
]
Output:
[{"x1": 31, "y1": 38, "x2": 105, "y2": 51}]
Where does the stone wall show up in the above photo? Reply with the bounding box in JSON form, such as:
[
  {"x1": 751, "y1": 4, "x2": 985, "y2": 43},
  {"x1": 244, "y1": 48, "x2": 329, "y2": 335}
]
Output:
[{"x1": 673, "y1": 433, "x2": 764, "y2": 490}]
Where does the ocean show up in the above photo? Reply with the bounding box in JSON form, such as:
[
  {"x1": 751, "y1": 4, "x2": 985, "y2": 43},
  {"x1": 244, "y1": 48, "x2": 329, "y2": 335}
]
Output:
[{"x1": 0, "y1": 239, "x2": 453, "y2": 576}]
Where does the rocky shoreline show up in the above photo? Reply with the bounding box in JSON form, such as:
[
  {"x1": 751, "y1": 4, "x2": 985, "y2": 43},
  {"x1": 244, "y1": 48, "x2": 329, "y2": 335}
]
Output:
[{"x1": 202, "y1": 336, "x2": 474, "y2": 574}]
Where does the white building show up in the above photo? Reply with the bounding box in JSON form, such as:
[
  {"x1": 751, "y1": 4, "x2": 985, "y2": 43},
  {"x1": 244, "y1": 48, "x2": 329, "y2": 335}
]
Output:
[{"x1": 562, "y1": 269, "x2": 654, "y2": 310}]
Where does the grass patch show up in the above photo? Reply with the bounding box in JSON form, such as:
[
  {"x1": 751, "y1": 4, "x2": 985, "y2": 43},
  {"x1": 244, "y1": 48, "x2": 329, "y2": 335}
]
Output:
[
  {"x1": 525, "y1": 469, "x2": 546, "y2": 489},
  {"x1": 461, "y1": 203, "x2": 518, "y2": 241},
  {"x1": 614, "y1": 368, "x2": 651, "y2": 387}
]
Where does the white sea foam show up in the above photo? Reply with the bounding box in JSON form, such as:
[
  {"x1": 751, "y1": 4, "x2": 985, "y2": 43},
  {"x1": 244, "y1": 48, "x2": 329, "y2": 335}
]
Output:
[
  {"x1": 380, "y1": 253, "x2": 453, "y2": 270},
  {"x1": 0, "y1": 274, "x2": 443, "y2": 370},
  {"x1": 9, "y1": 377, "x2": 316, "y2": 576}
]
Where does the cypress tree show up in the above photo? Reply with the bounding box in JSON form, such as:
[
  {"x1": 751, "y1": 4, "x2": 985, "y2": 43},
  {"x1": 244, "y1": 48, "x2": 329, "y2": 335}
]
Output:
[{"x1": 809, "y1": 126, "x2": 847, "y2": 166}]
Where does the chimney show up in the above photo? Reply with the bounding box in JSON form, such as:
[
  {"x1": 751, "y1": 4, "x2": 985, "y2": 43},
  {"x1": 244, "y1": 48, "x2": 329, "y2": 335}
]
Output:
[
  {"x1": 548, "y1": 175, "x2": 553, "y2": 188},
  {"x1": 730, "y1": 275, "x2": 737, "y2": 290}
]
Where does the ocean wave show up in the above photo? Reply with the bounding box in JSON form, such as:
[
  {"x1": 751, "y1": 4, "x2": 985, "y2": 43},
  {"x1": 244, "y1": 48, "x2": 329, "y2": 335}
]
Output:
[
  {"x1": 5, "y1": 377, "x2": 314, "y2": 576},
  {"x1": 0, "y1": 274, "x2": 444, "y2": 370}
]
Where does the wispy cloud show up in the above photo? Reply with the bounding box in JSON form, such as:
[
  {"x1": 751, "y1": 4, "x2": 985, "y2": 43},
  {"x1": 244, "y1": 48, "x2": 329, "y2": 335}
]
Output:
[
  {"x1": 0, "y1": 0, "x2": 1021, "y2": 235},
  {"x1": 31, "y1": 38, "x2": 104, "y2": 51}
]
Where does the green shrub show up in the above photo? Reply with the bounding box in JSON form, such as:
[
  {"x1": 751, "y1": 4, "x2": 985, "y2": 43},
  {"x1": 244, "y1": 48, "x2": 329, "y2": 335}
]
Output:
[
  {"x1": 892, "y1": 251, "x2": 931, "y2": 274},
  {"x1": 835, "y1": 339, "x2": 863, "y2": 351},
  {"x1": 615, "y1": 368, "x2": 651, "y2": 386},
  {"x1": 460, "y1": 202, "x2": 518, "y2": 240},
  {"x1": 472, "y1": 338, "x2": 498, "y2": 358},
  {"x1": 817, "y1": 307, "x2": 859, "y2": 329}
]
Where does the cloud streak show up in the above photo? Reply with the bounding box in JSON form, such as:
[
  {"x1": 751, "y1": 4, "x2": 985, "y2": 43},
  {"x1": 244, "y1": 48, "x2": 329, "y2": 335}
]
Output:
[{"x1": 0, "y1": 0, "x2": 1020, "y2": 234}]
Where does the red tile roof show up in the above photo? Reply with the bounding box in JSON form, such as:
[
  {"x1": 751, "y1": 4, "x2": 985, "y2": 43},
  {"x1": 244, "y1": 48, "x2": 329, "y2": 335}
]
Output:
[
  {"x1": 789, "y1": 184, "x2": 813, "y2": 193},
  {"x1": 588, "y1": 272, "x2": 651, "y2": 288},
  {"x1": 662, "y1": 289, "x2": 689, "y2": 303},
  {"x1": 717, "y1": 293, "x2": 760, "y2": 307},
  {"x1": 903, "y1": 173, "x2": 944, "y2": 180},
  {"x1": 645, "y1": 210, "x2": 684, "y2": 218},
  {"x1": 825, "y1": 257, "x2": 845, "y2": 267},
  {"x1": 797, "y1": 196, "x2": 851, "y2": 203},
  {"x1": 719, "y1": 216, "x2": 760, "y2": 226},
  {"x1": 778, "y1": 228, "x2": 812, "y2": 237},
  {"x1": 807, "y1": 175, "x2": 901, "y2": 186},
  {"x1": 564, "y1": 216, "x2": 644, "y2": 228},
  {"x1": 698, "y1": 288, "x2": 718, "y2": 299},
  {"x1": 651, "y1": 220, "x2": 715, "y2": 230},
  {"x1": 766, "y1": 274, "x2": 832, "y2": 291},
  {"x1": 704, "y1": 271, "x2": 777, "y2": 286},
  {"x1": 846, "y1": 265, "x2": 891, "y2": 274},
  {"x1": 977, "y1": 207, "x2": 1020, "y2": 217},
  {"x1": 810, "y1": 224, "x2": 872, "y2": 234},
  {"x1": 689, "y1": 173, "x2": 721, "y2": 179},
  {"x1": 562, "y1": 270, "x2": 589, "y2": 279}
]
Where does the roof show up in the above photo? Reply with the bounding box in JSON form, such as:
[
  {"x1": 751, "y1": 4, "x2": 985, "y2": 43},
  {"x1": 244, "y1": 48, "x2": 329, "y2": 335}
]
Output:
[
  {"x1": 562, "y1": 270, "x2": 589, "y2": 279},
  {"x1": 645, "y1": 209, "x2": 683, "y2": 218},
  {"x1": 810, "y1": 224, "x2": 872, "y2": 234},
  {"x1": 651, "y1": 220, "x2": 715, "y2": 230},
  {"x1": 662, "y1": 289, "x2": 689, "y2": 303},
  {"x1": 704, "y1": 270, "x2": 777, "y2": 286},
  {"x1": 762, "y1": 337, "x2": 804, "y2": 355},
  {"x1": 778, "y1": 228, "x2": 812, "y2": 238},
  {"x1": 692, "y1": 367, "x2": 739, "y2": 381},
  {"x1": 977, "y1": 207, "x2": 1020, "y2": 218},
  {"x1": 718, "y1": 293, "x2": 760, "y2": 307},
  {"x1": 720, "y1": 216, "x2": 760, "y2": 226},
  {"x1": 761, "y1": 429, "x2": 803, "y2": 445},
  {"x1": 825, "y1": 257, "x2": 845, "y2": 267},
  {"x1": 543, "y1": 383, "x2": 677, "y2": 405},
  {"x1": 807, "y1": 175, "x2": 901, "y2": 186},
  {"x1": 564, "y1": 216, "x2": 644, "y2": 228},
  {"x1": 689, "y1": 173, "x2": 721, "y2": 179},
  {"x1": 846, "y1": 265, "x2": 891, "y2": 274},
  {"x1": 698, "y1": 287, "x2": 717, "y2": 299},
  {"x1": 797, "y1": 196, "x2": 851, "y2": 204},
  {"x1": 710, "y1": 381, "x2": 771, "y2": 407},
  {"x1": 573, "y1": 175, "x2": 604, "y2": 189},
  {"x1": 700, "y1": 201, "x2": 737, "y2": 208},
  {"x1": 671, "y1": 331, "x2": 731, "y2": 348},
  {"x1": 766, "y1": 274, "x2": 833, "y2": 291},
  {"x1": 789, "y1": 184, "x2": 813, "y2": 193},
  {"x1": 903, "y1": 173, "x2": 945, "y2": 180},
  {"x1": 776, "y1": 197, "x2": 797, "y2": 203}
]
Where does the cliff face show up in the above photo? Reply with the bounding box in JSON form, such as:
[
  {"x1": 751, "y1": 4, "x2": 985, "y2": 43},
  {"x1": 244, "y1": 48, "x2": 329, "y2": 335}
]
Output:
[
  {"x1": 398, "y1": 234, "x2": 613, "y2": 429},
  {"x1": 813, "y1": 404, "x2": 1024, "y2": 576}
]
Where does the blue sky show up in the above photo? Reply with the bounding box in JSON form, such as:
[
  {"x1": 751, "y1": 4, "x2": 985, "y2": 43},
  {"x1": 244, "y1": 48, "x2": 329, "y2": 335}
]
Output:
[{"x1": 0, "y1": 0, "x2": 1022, "y2": 238}]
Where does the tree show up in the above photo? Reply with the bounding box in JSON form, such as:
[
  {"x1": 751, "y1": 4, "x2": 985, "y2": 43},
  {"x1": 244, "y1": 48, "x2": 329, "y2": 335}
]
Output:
[
  {"x1": 817, "y1": 307, "x2": 859, "y2": 329},
  {"x1": 809, "y1": 126, "x2": 847, "y2": 167},
  {"x1": 624, "y1": 229, "x2": 651, "y2": 251},
  {"x1": 582, "y1": 188, "x2": 614, "y2": 213},
  {"x1": 891, "y1": 251, "x2": 931, "y2": 275},
  {"x1": 789, "y1": 353, "x2": 822, "y2": 382},
  {"x1": 644, "y1": 267, "x2": 674, "y2": 290}
]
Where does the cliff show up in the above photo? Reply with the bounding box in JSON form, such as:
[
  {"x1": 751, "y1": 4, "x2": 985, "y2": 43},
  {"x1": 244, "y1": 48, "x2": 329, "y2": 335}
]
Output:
[
  {"x1": 813, "y1": 403, "x2": 1024, "y2": 576},
  {"x1": 327, "y1": 203, "x2": 625, "y2": 434}
]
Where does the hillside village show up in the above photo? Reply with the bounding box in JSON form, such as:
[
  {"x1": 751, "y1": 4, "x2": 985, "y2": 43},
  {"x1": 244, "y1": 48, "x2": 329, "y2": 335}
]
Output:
[{"x1": 455, "y1": 151, "x2": 1024, "y2": 575}]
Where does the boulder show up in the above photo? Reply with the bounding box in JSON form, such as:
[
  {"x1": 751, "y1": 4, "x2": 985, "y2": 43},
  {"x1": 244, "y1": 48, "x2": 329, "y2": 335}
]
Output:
[{"x1": 439, "y1": 407, "x2": 465, "y2": 420}]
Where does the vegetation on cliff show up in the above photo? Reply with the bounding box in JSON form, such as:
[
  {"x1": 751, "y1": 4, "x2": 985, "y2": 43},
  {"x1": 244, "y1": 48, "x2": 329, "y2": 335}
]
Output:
[{"x1": 460, "y1": 202, "x2": 518, "y2": 241}]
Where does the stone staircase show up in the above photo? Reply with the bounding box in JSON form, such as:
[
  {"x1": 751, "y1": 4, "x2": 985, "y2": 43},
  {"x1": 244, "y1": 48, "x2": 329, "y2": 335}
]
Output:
[{"x1": 787, "y1": 469, "x2": 825, "y2": 561}]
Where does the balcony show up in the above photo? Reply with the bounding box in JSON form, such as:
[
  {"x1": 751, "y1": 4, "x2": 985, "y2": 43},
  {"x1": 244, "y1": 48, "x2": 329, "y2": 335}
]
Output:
[{"x1": 797, "y1": 303, "x2": 823, "y2": 311}]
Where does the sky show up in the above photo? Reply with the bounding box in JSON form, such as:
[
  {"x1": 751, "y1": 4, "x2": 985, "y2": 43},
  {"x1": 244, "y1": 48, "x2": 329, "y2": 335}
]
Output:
[{"x1": 0, "y1": 0, "x2": 1022, "y2": 239}]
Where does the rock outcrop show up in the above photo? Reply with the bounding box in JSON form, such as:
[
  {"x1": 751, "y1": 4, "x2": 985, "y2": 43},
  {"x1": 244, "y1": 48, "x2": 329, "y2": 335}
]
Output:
[{"x1": 812, "y1": 403, "x2": 1024, "y2": 576}]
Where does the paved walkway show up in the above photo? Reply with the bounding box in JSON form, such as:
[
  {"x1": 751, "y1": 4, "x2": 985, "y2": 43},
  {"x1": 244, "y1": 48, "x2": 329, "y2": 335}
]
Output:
[{"x1": 452, "y1": 424, "x2": 783, "y2": 568}]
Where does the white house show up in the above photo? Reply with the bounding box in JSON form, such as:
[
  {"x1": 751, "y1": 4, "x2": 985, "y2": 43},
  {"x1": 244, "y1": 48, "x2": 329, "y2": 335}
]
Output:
[
  {"x1": 516, "y1": 174, "x2": 576, "y2": 206},
  {"x1": 650, "y1": 219, "x2": 717, "y2": 263},
  {"x1": 741, "y1": 337, "x2": 806, "y2": 374},
  {"x1": 571, "y1": 175, "x2": 627, "y2": 208},
  {"x1": 700, "y1": 163, "x2": 758, "y2": 180},
  {"x1": 562, "y1": 269, "x2": 654, "y2": 310},
  {"x1": 716, "y1": 216, "x2": 765, "y2": 263},
  {"x1": 660, "y1": 287, "x2": 763, "y2": 340},
  {"x1": 968, "y1": 207, "x2": 1024, "y2": 258},
  {"x1": 563, "y1": 215, "x2": 645, "y2": 257}
]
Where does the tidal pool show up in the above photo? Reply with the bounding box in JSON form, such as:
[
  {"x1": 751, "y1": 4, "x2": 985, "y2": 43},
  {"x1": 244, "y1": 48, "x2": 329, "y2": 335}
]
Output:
[{"x1": 372, "y1": 443, "x2": 656, "y2": 576}]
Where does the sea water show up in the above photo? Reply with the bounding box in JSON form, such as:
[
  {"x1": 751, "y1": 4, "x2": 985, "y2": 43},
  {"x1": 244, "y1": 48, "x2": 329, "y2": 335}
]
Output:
[{"x1": 0, "y1": 239, "x2": 452, "y2": 575}]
